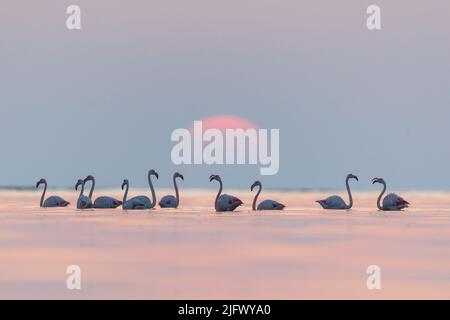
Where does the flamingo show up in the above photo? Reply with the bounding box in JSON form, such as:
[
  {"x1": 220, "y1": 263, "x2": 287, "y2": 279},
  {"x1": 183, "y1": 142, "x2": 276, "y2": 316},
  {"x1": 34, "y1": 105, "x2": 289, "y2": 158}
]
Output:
[
  {"x1": 135, "y1": 169, "x2": 159, "y2": 208},
  {"x1": 317, "y1": 174, "x2": 359, "y2": 209},
  {"x1": 209, "y1": 174, "x2": 243, "y2": 212},
  {"x1": 75, "y1": 179, "x2": 93, "y2": 209},
  {"x1": 159, "y1": 172, "x2": 184, "y2": 208},
  {"x1": 83, "y1": 175, "x2": 122, "y2": 208},
  {"x1": 372, "y1": 177, "x2": 409, "y2": 211},
  {"x1": 251, "y1": 180, "x2": 285, "y2": 210},
  {"x1": 121, "y1": 171, "x2": 158, "y2": 210},
  {"x1": 36, "y1": 178, "x2": 70, "y2": 207},
  {"x1": 121, "y1": 170, "x2": 159, "y2": 210}
]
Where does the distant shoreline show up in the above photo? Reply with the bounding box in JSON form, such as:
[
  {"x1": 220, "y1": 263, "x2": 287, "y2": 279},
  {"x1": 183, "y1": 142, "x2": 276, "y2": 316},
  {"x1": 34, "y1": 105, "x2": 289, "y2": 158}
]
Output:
[{"x1": 1, "y1": 186, "x2": 449, "y2": 193}]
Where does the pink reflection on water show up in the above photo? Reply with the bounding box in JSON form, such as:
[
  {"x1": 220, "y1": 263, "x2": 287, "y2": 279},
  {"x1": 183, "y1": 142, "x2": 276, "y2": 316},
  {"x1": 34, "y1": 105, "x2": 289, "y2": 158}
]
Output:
[{"x1": 1, "y1": 190, "x2": 450, "y2": 299}]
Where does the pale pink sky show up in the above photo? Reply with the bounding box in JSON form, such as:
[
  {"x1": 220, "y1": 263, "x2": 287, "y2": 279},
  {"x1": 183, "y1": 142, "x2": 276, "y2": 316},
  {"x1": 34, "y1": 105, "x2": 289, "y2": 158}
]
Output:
[{"x1": 1, "y1": 1, "x2": 450, "y2": 190}]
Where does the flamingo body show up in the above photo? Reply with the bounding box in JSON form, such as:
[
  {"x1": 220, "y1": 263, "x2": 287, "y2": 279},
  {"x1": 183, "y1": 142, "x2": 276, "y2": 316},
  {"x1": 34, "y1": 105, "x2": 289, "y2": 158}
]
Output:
[
  {"x1": 77, "y1": 195, "x2": 92, "y2": 209},
  {"x1": 129, "y1": 196, "x2": 151, "y2": 208},
  {"x1": 216, "y1": 194, "x2": 243, "y2": 212},
  {"x1": 43, "y1": 196, "x2": 70, "y2": 208},
  {"x1": 159, "y1": 195, "x2": 177, "y2": 208},
  {"x1": 381, "y1": 193, "x2": 409, "y2": 211},
  {"x1": 93, "y1": 196, "x2": 122, "y2": 209},
  {"x1": 123, "y1": 196, "x2": 150, "y2": 210},
  {"x1": 257, "y1": 199, "x2": 285, "y2": 210},
  {"x1": 316, "y1": 195, "x2": 347, "y2": 209}
]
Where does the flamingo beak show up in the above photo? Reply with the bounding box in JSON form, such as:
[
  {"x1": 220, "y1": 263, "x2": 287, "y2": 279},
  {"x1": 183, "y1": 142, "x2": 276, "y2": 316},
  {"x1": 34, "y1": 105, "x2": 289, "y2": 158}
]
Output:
[
  {"x1": 209, "y1": 175, "x2": 216, "y2": 182},
  {"x1": 155, "y1": 172, "x2": 159, "y2": 179},
  {"x1": 179, "y1": 174, "x2": 184, "y2": 180},
  {"x1": 354, "y1": 176, "x2": 359, "y2": 181},
  {"x1": 250, "y1": 183, "x2": 256, "y2": 191},
  {"x1": 121, "y1": 182, "x2": 126, "y2": 190}
]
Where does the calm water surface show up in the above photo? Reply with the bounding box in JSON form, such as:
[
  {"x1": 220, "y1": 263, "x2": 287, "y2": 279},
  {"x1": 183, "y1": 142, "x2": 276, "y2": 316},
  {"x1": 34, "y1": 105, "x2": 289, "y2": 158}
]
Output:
[{"x1": 1, "y1": 189, "x2": 450, "y2": 299}]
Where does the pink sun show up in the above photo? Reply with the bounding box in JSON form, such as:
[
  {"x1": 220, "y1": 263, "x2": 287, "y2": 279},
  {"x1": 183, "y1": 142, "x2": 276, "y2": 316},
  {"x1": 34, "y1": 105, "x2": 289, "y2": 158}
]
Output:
[{"x1": 199, "y1": 115, "x2": 257, "y2": 132}]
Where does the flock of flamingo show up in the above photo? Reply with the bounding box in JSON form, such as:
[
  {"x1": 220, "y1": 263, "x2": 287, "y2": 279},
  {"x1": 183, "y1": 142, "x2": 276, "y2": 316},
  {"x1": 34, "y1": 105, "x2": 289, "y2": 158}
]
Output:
[{"x1": 35, "y1": 171, "x2": 409, "y2": 212}]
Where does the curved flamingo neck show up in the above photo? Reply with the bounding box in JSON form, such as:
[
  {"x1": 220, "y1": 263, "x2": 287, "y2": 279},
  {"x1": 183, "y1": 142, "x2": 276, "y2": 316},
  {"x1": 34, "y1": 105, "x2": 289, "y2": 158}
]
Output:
[
  {"x1": 88, "y1": 177, "x2": 95, "y2": 199},
  {"x1": 78, "y1": 182, "x2": 85, "y2": 199},
  {"x1": 173, "y1": 175, "x2": 180, "y2": 207},
  {"x1": 148, "y1": 173, "x2": 156, "y2": 207},
  {"x1": 252, "y1": 184, "x2": 262, "y2": 211},
  {"x1": 123, "y1": 183, "x2": 129, "y2": 204},
  {"x1": 376, "y1": 182, "x2": 386, "y2": 210},
  {"x1": 215, "y1": 178, "x2": 223, "y2": 211},
  {"x1": 345, "y1": 177, "x2": 353, "y2": 209},
  {"x1": 40, "y1": 182, "x2": 47, "y2": 207}
]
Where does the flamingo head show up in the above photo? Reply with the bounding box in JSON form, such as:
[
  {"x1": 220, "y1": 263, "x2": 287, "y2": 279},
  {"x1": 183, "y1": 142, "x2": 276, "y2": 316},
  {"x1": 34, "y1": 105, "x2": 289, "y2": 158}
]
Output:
[
  {"x1": 75, "y1": 179, "x2": 84, "y2": 190},
  {"x1": 347, "y1": 174, "x2": 359, "y2": 181},
  {"x1": 372, "y1": 177, "x2": 385, "y2": 185},
  {"x1": 121, "y1": 179, "x2": 129, "y2": 190},
  {"x1": 251, "y1": 180, "x2": 262, "y2": 191},
  {"x1": 209, "y1": 174, "x2": 219, "y2": 182},
  {"x1": 84, "y1": 175, "x2": 94, "y2": 183},
  {"x1": 149, "y1": 169, "x2": 159, "y2": 179},
  {"x1": 174, "y1": 172, "x2": 184, "y2": 180},
  {"x1": 36, "y1": 178, "x2": 46, "y2": 188}
]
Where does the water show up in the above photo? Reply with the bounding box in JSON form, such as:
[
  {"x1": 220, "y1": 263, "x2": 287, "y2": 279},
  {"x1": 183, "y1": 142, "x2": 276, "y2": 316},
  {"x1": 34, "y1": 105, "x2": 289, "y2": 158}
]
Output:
[{"x1": 1, "y1": 189, "x2": 450, "y2": 299}]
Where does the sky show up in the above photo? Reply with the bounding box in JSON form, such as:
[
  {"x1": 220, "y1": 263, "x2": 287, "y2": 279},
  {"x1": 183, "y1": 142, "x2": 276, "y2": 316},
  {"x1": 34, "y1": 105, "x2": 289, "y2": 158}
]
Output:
[{"x1": 1, "y1": 0, "x2": 450, "y2": 190}]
